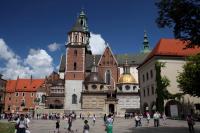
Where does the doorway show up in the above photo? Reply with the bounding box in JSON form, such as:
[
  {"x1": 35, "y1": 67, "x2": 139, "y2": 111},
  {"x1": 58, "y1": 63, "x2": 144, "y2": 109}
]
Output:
[{"x1": 109, "y1": 104, "x2": 115, "y2": 114}]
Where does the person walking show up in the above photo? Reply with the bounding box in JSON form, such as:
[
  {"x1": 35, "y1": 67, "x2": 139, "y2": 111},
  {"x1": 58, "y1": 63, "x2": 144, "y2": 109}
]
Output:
[
  {"x1": 153, "y1": 111, "x2": 160, "y2": 127},
  {"x1": 146, "y1": 112, "x2": 151, "y2": 125},
  {"x1": 83, "y1": 120, "x2": 90, "y2": 133},
  {"x1": 68, "y1": 115, "x2": 72, "y2": 132},
  {"x1": 56, "y1": 119, "x2": 60, "y2": 133},
  {"x1": 16, "y1": 114, "x2": 28, "y2": 133},
  {"x1": 106, "y1": 114, "x2": 113, "y2": 133},
  {"x1": 134, "y1": 113, "x2": 140, "y2": 127},
  {"x1": 92, "y1": 114, "x2": 96, "y2": 126},
  {"x1": 187, "y1": 114, "x2": 195, "y2": 133},
  {"x1": 162, "y1": 113, "x2": 166, "y2": 125}
]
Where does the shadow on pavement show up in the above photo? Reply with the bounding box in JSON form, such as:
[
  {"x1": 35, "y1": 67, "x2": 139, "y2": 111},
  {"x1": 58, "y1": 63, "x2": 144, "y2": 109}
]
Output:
[{"x1": 123, "y1": 126, "x2": 200, "y2": 133}]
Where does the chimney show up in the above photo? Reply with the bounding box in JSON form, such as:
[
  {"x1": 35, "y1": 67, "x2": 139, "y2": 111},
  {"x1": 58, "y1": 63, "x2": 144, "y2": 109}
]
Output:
[{"x1": 30, "y1": 75, "x2": 33, "y2": 84}]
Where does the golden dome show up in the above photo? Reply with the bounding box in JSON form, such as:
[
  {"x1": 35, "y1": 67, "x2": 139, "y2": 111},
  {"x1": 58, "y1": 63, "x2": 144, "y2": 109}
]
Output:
[{"x1": 118, "y1": 74, "x2": 137, "y2": 84}]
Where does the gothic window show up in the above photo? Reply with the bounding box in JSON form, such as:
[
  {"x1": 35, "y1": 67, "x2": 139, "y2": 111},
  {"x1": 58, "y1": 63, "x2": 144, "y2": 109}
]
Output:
[
  {"x1": 105, "y1": 70, "x2": 111, "y2": 85},
  {"x1": 74, "y1": 50, "x2": 77, "y2": 56},
  {"x1": 74, "y1": 62, "x2": 77, "y2": 70},
  {"x1": 75, "y1": 35, "x2": 78, "y2": 42},
  {"x1": 15, "y1": 92, "x2": 19, "y2": 97},
  {"x1": 72, "y1": 94, "x2": 77, "y2": 104}
]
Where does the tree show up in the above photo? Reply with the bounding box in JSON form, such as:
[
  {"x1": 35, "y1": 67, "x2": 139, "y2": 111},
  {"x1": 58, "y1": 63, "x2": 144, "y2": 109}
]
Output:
[
  {"x1": 155, "y1": 0, "x2": 200, "y2": 47},
  {"x1": 155, "y1": 62, "x2": 170, "y2": 113},
  {"x1": 177, "y1": 53, "x2": 200, "y2": 97}
]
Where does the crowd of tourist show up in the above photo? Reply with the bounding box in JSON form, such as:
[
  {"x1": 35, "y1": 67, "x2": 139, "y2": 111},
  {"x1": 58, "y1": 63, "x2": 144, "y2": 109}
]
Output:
[{"x1": 0, "y1": 111, "x2": 197, "y2": 133}]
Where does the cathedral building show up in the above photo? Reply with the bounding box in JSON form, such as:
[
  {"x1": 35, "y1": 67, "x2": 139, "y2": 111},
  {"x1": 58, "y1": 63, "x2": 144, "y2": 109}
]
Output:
[{"x1": 59, "y1": 10, "x2": 150, "y2": 116}]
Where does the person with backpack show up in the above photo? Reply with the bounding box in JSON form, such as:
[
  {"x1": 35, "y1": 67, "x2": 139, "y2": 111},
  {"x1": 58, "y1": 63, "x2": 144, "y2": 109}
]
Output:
[
  {"x1": 83, "y1": 120, "x2": 90, "y2": 133},
  {"x1": 187, "y1": 114, "x2": 195, "y2": 133},
  {"x1": 106, "y1": 114, "x2": 113, "y2": 133},
  {"x1": 16, "y1": 114, "x2": 28, "y2": 133}
]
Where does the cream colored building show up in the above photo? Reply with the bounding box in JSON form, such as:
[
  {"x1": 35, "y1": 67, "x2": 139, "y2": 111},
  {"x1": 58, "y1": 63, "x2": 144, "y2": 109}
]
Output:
[{"x1": 138, "y1": 39, "x2": 200, "y2": 117}]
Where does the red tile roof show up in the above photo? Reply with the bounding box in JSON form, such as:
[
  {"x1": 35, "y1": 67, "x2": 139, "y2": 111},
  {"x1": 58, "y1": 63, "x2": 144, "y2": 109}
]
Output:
[
  {"x1": 6, "y1": 78, "x2": 45, "y2": 92},
  {"x1": 141, "y1": 39, "x2": 200, "y2": 66}
]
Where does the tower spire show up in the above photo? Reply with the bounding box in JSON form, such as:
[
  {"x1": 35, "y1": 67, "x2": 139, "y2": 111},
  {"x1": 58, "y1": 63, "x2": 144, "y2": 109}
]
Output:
[{"x1": 141, "y1": 30, "x2": 150, "y2": 53}]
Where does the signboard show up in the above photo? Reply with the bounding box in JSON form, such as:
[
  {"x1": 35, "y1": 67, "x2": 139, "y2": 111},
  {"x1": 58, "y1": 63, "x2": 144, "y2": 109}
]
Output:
[{"x1": 170, "y1": 105, "x2": 178, "y2": 117}]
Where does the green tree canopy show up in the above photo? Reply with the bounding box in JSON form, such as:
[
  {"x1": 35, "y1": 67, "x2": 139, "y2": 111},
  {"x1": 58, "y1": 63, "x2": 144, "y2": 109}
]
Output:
[
  {"x1": 155, "y1": 0, "x2": 200, "y2": 47},
  {"x1": 177, "y1": 53, "x2": 200, "y2": 97}
]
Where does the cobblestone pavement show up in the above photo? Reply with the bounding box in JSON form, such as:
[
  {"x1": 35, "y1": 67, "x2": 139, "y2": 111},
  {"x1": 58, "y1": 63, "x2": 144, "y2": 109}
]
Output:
[{"x1": 1, "y1": 118, "x2": 200, "y2": 133}]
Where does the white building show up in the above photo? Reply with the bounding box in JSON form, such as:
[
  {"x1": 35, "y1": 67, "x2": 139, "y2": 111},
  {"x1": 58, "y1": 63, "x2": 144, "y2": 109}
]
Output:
[{"x1": 138, "y1": 39, "x2": 200, "y2": 117}]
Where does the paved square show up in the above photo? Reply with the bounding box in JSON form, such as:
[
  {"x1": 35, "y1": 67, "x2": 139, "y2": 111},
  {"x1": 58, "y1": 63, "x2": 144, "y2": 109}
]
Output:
[{"x1": 26, "y1": 118, "x2": 200, "y2": 133}]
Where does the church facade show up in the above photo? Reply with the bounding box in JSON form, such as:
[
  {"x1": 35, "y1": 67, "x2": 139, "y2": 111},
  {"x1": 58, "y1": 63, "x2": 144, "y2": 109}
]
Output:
[{"x1": 59, "y1": 10, "x2": 150, "y2": 117}]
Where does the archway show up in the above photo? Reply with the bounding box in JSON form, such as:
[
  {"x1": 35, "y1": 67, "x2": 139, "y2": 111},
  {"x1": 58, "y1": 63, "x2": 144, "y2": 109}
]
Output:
[
  {"x1": 109, "y1": 104, "x2": 115, "y2": 114},
  {"x1": 165, "y1": 100, "x2": 182, "y2": 117}
]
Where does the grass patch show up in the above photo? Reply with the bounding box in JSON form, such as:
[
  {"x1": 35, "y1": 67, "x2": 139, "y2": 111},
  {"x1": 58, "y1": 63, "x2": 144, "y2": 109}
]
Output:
[{"x1": 0, "y1": 122, "x2": 15, "y2": 133}]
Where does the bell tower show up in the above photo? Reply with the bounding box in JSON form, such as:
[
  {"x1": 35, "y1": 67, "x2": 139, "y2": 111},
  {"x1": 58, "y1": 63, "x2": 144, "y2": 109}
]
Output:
[{"x1": 65, "y1": 10, "x2": 91, "y2": 111}]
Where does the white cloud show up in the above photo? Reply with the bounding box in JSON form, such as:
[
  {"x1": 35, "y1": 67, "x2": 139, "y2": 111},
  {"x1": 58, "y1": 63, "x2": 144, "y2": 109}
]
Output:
[
  {"x1": 0, "y1": 39, "x2": 15, "y2": 60},
  {"x1": 89, "y1": 32, "x2": 106, "y2": 55},
  {"x1": 48, "y1": 42, "x2": 60, "y2": 52},
  {"x1": 0, "y1": 38, "x2": 54, "y2": 79}
]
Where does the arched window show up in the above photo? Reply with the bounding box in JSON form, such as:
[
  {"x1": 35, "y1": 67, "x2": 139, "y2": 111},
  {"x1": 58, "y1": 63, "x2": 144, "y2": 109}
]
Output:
[
  {"x1": 80, "y1": 20, "x2": 83, "y2": 26},
  {"x1": 72, "y1": 94, "x2": 77, "y2": 104},
  {"x1": 74, "y1": 62, "x2": 77, "y2": 70},
  {"x1": 74, "y1": 50, "x2": 77, "y2": 56},
  {"x1": 105, "y1": 70, "x2": 111, "y2": 85},
  {"x1": 75, "y1": 35, "x2": 78, "y2": 42},
  {"x1": 41, "y1": 95, "x2": 46, "y2": 103},
  {"x1": 81, "y1": 36, "x2": 84, "y2": 43}
]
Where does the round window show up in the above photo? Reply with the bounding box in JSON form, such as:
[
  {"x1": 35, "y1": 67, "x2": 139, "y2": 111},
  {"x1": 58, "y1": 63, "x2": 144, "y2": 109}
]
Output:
[
  {"x1": 125, "y1": 85, "x2": 130, "y2": 90},
  {"x1": 92, "y1": 85, "x2": 97, "y2": 89}
]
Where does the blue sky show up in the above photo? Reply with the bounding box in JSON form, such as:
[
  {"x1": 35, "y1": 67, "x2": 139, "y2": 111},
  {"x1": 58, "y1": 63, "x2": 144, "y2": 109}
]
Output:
[{"x1": 0, "y1": 0, "x2": 174, "y2": 79}]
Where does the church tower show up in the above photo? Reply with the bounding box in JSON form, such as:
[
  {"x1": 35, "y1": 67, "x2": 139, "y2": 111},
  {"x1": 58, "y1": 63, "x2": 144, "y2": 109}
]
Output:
[
  {"x1": 65, "y1": 10, "x2": 91, "y2": 111},
  {"x1": 141, "y1": 30, "x2": 150, "y2": 53}
]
